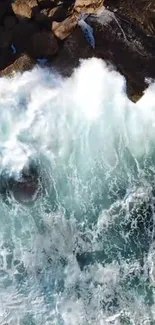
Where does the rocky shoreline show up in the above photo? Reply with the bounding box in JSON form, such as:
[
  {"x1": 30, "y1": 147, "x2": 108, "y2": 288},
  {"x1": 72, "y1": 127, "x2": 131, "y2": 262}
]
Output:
[{"x1": 0, "y1": 0, "x2": 155, "y2": 102}]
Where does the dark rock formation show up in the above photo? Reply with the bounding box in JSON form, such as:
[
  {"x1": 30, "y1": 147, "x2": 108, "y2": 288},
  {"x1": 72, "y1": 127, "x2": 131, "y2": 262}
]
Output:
[
  {"x1": 104, "y1": 0, "x2": 155, "y2": 36},
  {"x1": 0, "y1": 0, "x2": 155, "y2": 102},
  {"x1": 28, "y1": 30, "x2": 59, "y2": 57},
  {"x1": 51, "y1": 25, "x2": 94, "y2": 75}
]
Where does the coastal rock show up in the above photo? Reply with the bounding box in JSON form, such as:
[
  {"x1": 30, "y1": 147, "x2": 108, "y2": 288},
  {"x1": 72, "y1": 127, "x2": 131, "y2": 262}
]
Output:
[
  {"x1": 0, "y1": 160, "x2": 40, "y2": 204},
  {"x1": 0, "y1": 0, "x2": 155, "y2": 102},
  {"x1": 12, "y1": 20, "x2": 39, "y2": 51},
  {"x1": 28, "y1": 31, "x2": 59, "y2": 57},
  {"x1": 51, "y1": 25, "x2": 94, "y2": 74},
  {"x1": 85, "y1": 9, "x2": 155, "y2": 101},
  {"x1": 52, "y1": 15, "x2": 78, "y2": 40},
  {"x1": 105, "y1": 0, "x2": 155, "y2": 36},
  {"x1": 12, "y1": 0, "x2": 38, "y2": 19},
  {"x1": 0, "y1": 54, "x2": 35, "y2": 77},
  {"x1": 74, "y1": 0, "x2": 104, "y2": 14}
]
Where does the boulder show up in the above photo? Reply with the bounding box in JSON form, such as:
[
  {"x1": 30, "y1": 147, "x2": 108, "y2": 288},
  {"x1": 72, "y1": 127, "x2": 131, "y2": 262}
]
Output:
[
  {"x1": 12, "y1": 20, "x2": 39, "y2": 51},
  {"x1": 0, "y1": 161, "x2": 40, "y2": 204},
  {"x1": 0, "y1": 54, "x2": 35, "y2": 77},
  {"x1": 28, "y1": 31, "x2": 59, "y2": 57},
  {"x1": 52, "y1": 14, "x2": 78, "y2": 40},
  {"x1": 51, "y1": 25, "x2": 94, "y2": 75},
  {"x1": 12, "y1": 0, "x2": 38, "y2": 19}
]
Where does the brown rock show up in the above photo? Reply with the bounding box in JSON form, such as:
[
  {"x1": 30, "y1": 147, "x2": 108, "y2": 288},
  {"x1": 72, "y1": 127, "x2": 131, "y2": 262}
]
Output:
[
  {"x1": 74, "y1": 0, "x2": 104, "y2": 14},
  {"x1": 29, "y1": 31, "x2": 59, "y2": 57},
  {"x1": 0, "y1": 54, "x2": 35, "y2": 77},
  {"x1": 52, "y1": 15, "x2": 78, "y2": 40},
  {"x1": 12, "y1": 0, "x2": 38, "y2": 19}
]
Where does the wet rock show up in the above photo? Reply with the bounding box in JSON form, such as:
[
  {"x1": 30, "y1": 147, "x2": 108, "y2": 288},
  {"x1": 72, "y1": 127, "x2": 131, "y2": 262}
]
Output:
[
  {"x1": 105, "y1": 0, "x2": 155, "y2": 36},
  {"x1": 51, "y1": 25, "x2": 94, "y2": 75},
  {"x1": 85, "y1": 9, "x2": 155, "y2": 101},
  {"x1": 0, "y1": 160, "x2": 40, "y2": 204},
  {"x1": 12, "y1": 0, "x2": 38, "y2": 19},
  {"x1": 52, "y1": 14, "x2": 78, "y2": 40},
  {"x1": 0, "y1": 54, "x2": 35, "y2": 77},
  {"x1": 28, "y1": 31, "x2": 59, "y2": 57}
]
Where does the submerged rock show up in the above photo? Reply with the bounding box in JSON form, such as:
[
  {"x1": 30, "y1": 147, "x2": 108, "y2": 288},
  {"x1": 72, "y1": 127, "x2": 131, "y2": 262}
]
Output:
[{"x1": 0, "y1": 160, "x2": 41, "y2": 204}]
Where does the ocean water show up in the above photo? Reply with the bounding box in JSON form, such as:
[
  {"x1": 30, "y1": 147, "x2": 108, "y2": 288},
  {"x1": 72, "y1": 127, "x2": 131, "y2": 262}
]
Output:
[{"x1": 0, "y1": 58, "x2": 155, "y2": 324}]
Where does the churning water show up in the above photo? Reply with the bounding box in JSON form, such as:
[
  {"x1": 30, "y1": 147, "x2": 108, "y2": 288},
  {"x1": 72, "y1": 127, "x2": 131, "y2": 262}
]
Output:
[{"x1": 0, "y1": 58, "x2": 155, "y2": 324}]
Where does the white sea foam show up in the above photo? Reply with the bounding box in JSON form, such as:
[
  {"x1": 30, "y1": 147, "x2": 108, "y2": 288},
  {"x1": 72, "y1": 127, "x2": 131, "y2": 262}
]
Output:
[{"x1": 0, "y1": 58, "x2": 155, "y2": 324}]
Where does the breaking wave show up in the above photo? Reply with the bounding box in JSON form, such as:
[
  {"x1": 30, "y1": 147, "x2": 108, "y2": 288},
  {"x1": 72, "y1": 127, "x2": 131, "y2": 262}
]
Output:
[{"x1": 0, "y1": 58, "x2": 155, "y2": 324}]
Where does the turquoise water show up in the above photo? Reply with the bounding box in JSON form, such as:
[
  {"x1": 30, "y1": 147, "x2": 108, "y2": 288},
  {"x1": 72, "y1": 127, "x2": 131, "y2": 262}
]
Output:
[{"x1": 0, "y1": 58, "x2": 155, "y2": 324}]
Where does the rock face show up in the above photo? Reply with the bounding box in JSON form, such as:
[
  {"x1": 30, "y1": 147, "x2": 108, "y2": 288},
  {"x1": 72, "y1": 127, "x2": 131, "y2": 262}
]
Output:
[{"x1": 0, "y1": 0, "x2": 155, "y2": 102}]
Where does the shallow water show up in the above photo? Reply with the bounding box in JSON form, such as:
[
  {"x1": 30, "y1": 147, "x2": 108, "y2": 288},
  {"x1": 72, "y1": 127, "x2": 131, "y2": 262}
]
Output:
[{"x1": 0, "y1": 58, "x2": 155, "y2": 324}]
